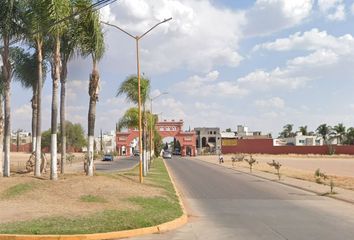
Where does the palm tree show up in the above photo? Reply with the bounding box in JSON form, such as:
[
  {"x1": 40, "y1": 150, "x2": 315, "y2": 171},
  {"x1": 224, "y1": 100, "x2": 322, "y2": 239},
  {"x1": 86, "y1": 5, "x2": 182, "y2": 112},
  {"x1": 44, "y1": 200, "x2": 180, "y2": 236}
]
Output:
[
  {"x1": 117, "y1": 75, "x2": 151, "y2": 105},
  {"x1": 23, "y1": 0, "x2": 51, "y2": 177},
  {"x1": 279, "y1": 124, "x2": 294, "y2": 138},
  {"x1": 316, "y1": 124, "x2": 331, "y2": 144},
  {"x1": 0, "y1": 0, "x2": 25, "y2": 177},
  {"x1": 59, "y1": 14, "x2": 79, "y2": 175},
  {"x1": 117, "y1": 107, "x2": 139, "y2": 131},
  {"x1": 12, "y1": 49, "x2": 47, "y2": 153},
  {"x1": 344, "y1": 127, "x2": 354, "y2": 145},
  {"x1": 117, "y1": 75, "x2": 150, "y2": 174},
  {"x1": 46, "y1": 0, "x2": 71, "y2": 180},
  {"x1": 76, "y1": 0, "x2": 105, "y2": 176},
  {"x1": 0, "y1": 70, "x2": 4, "y2": 177},
  {"x1": 299, "y1": 126, "x2": 308, "y2": 136},
  {"x1": 332, "y1": 123, "x2": 346, "y2": 145}
]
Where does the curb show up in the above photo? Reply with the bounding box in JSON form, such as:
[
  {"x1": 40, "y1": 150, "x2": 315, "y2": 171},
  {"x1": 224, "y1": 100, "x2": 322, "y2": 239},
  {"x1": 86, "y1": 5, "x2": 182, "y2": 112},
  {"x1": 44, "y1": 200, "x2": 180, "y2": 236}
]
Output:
[
  {"x1": 192, "y1": 157, "x2": 354, "y2": 206},
  {"x1": 0, "y1": 159, "x2": 188, "y2": 240}
]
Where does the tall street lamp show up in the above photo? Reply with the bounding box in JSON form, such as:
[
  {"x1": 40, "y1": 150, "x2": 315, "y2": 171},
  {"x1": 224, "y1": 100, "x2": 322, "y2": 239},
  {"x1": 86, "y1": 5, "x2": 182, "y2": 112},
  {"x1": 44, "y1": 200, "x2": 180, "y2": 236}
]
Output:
[
  {"x1": 149, "y1": 92, "x2": 168, "y2": 162},
  {"x1": 102, "y1": 18, "x2": 172, "y2": 183}
]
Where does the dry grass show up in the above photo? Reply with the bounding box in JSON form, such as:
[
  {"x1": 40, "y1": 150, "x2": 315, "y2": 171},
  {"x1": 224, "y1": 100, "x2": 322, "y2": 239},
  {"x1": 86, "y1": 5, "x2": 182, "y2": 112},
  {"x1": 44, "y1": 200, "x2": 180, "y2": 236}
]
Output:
[
  {"x1": 0, "y1": 171, "x2": 163, "y2": 224},
  {"x1": 200, "y1": 154, "x2": 354, "y2": 191}
]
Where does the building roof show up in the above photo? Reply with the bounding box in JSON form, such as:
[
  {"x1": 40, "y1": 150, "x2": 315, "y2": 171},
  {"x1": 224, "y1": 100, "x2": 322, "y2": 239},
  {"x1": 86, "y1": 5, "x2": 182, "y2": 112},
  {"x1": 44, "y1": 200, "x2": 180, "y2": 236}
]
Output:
[{"x1": 221, "y1": 132, "x2": 236, "y2": 138}]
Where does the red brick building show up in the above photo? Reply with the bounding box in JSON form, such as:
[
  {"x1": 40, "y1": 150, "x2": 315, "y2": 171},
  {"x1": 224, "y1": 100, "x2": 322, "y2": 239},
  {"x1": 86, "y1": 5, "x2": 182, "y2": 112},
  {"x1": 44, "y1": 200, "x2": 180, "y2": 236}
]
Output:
[{"x1": 116, "y1": 119, "x2": 197, "y2": 157}]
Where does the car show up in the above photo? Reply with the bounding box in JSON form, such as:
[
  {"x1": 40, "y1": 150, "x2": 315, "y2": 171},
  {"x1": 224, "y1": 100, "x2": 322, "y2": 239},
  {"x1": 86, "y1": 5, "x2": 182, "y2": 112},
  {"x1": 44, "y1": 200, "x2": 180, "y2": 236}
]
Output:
[
  {"x1": 172, "y1": 149, "x2": 181, "y2": 155},
  {"x1": 133, "y1": 150, "x2": 140, "y2": 156},
  {"x1": 102, "y1": 154, "x2": 114, "y2": 161},
  {"x1": 163, "y1": 150, "x2": 172, "y2": 159}
]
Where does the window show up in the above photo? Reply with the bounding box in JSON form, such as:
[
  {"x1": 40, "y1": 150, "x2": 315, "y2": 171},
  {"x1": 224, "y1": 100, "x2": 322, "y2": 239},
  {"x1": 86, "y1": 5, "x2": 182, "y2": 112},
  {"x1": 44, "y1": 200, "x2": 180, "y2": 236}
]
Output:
[{"x1": 299, "y1": 140, "x2": 305, "y2": 144}]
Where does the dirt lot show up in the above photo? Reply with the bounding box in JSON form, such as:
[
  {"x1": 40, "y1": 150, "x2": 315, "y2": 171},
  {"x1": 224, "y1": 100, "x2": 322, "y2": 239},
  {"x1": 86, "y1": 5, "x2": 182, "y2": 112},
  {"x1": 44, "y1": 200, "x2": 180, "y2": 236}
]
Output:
[
  {"x1": 0, "y1": 153, "x2": 162, "y2": 224},
  {"x1": 198, "y1": 154, "x2": 354, "y2": 190}
]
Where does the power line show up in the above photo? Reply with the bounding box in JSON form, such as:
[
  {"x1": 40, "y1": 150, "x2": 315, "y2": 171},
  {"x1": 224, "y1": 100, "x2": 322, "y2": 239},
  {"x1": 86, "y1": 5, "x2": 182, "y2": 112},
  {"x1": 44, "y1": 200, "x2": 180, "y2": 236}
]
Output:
[{"x1": 0, "y1": 0, "x2": 117, "y2": 49}]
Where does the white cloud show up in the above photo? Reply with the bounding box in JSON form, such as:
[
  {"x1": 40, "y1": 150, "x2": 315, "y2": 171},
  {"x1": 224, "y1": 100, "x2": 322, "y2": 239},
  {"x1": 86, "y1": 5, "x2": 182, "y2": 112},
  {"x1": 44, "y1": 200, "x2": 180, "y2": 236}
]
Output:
[
  {"x1": 154, "y1": 97, "x2": 186, "y2": 120},
  {"x1": 254, "y1": 97, "x2": 285, "y2": 109},
  {"x1": 176, "y1": 71, "x2": 247, "y2": 97},
  {"x1": 13, "y1": 104, "x2": 32, "y2": 120},
  {"x1": 244, "y1": 0, "x2": 314, "y2": 36},
  {"x1": 318, "y1": 0, "x2": 346, "y2": 21},
  {"x1": 100, "y1": 0, "x2": 245, "y2": 74},
  {"x1": 237, "y1": 68, "x2": 309, "y2": 90},
  {"x1": 287, "y1": 49, "x2": 338, "y2": 66},
  {"x1": 253, "y1": 28, "x2": 354, "y2": 54}
]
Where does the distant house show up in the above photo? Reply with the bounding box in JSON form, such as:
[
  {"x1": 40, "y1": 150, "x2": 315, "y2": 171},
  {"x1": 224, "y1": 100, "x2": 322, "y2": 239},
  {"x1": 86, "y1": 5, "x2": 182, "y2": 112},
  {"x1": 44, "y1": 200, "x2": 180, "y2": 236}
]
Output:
[
  {"x1": 95, "y1": 131, "x2": 116, "y2": 153},
  {"x1": 10, "y1": 130, "x2": 32, "y2": 152},
  {"x1": 236, "y1": 125, "x2": 271, "y2": 139},
  {"x1": 195, "y1": 127, "x2": 221, "y2": 155},
  {"x1": 278, "y1": 132, "x2": 324, "y2": 146}
]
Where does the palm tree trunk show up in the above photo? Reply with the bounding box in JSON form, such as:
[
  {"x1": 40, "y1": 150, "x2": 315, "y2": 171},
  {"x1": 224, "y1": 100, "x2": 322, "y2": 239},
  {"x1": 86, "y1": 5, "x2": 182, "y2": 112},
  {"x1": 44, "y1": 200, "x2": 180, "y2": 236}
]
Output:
[
  {"x1": 35, "y1": 40, "x2": 43, "y2": 177},
  {"x1": 60, "y1": 63, "x2": 67, "y2": 174},
  {"x1": 50, "y1": 36, "x2": 60, "y2": 180},
  {"x1": 87, "y1": 58, "x2": 99, "y2": 176},
  {"x1": 0, "y1": 96, "x2": 4, "y2": 177},
  {"x1": 31, "y1": 91, "x2": 37, "y2": 153},
  {"x1": 2, "y1": 35, "x2": 11, "y2": 177}
]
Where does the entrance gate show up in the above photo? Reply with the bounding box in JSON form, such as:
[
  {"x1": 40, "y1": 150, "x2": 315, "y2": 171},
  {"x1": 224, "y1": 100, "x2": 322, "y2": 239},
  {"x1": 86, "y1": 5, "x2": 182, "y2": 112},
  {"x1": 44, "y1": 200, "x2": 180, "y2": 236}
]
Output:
[{"x1": 116, "y1": 120, "x2": 196, "y2": 157}]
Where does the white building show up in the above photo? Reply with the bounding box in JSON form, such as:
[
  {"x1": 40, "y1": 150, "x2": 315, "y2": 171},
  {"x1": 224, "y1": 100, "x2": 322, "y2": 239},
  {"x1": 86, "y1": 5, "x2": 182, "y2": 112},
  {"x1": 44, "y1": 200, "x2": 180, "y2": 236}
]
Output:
[
  {"x1": 282, "y1": 132, "x2": 323, "y2": 146},
  {"x1": 95, "y1": 131, "x2": 116, "y2": 153}
]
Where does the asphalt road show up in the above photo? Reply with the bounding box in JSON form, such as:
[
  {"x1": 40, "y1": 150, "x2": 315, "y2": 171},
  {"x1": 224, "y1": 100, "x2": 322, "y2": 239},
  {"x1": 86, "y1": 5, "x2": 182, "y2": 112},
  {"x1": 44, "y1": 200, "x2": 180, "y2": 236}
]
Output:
[
  {"x1": 95, "y1": 156, "x2": 139, "y2": 172},
  {"x1": 128, "y1": 156, "x2": 354, "y2": 240}
]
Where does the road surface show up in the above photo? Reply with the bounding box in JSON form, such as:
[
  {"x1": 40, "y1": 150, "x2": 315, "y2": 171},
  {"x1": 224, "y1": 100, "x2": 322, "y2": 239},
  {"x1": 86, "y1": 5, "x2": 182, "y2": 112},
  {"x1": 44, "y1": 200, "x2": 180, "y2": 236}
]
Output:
[
  {"x1": 128, "y1": 156, "x2": 354, "y2": 240},
  {"x1": 95, "y1": 156, "x2": 139, "y2": 172}
]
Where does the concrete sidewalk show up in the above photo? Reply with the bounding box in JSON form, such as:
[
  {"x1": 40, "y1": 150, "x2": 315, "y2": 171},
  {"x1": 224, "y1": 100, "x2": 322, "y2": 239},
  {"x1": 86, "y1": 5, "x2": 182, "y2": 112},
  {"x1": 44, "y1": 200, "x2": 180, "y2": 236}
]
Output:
[{"x1": 193, "y1": 156, "x2": 354, "y2": 205}]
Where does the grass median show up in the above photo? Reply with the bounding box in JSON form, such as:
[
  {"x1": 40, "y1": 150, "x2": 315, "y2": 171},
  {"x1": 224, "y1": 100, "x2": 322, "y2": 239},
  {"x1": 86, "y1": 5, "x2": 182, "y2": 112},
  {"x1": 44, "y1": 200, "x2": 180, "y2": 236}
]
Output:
[{"x1": 0, "y1": 157, "x2": 183, "y2": 235}]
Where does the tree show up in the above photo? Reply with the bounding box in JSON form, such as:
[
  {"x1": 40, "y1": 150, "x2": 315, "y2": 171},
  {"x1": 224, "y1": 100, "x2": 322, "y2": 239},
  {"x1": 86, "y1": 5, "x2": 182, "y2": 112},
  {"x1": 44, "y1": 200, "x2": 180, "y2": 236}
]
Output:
[
  {"x1": 0, "y1": 0, "x2": 24, "y2": 176},
  {"x1": 153, "y1": 130, "x2": 162, "y2": 157},
  {"x1": 316, "y1": 124, "x2": 331, "y2": 144},
  {"x1": 117, "y1": 107, "x2": 139, "y2": 131},
  {"x1": 279, "y1": 124, "x2": 294, "y2": 138},
  {"x1": 0, "y1": 69, "x2": 4, "y2": 176},
  {"x1": 59, "y1": 9, "x2": 79, "y2": 174},
  {"x1": 117, "y1": 75, "x2": 150, "y2": 105},
  {"x1": 299, "y1": 126, "x2": 308, "y2": 136},
  {"x1": 344, "y1": 127, "x2": 354, "y2": 145},
  {"x1": 41, "y1": 129, "x2": 52, "y2": 150},
  {"x1": 332, "y1": 123, "x2": 346, "y2": 145},
  {"x1": 117, "y1": 74, "x2": 151, "y2": 175},
  {"x1": 46, "y1": 0, "x2": 71, "y2": 180},
  {"x1": 12, "y1": 48, "x2": 47, "y2": 153},
  {"x1": 64, "y1": 122, "x2": 86, "y2": 150},
  {"x1": 23, "y1": 0, "x2": 52, "y2": 177},
  {"x1": 42, "y1": 122, "x2": 86, "y2": 151},
  {"x1": 225, "y1": 128, "x2": 232, "y2": 132},
  {"x1": 76, "y1": 0, "x2": 105, "y2": 176}
]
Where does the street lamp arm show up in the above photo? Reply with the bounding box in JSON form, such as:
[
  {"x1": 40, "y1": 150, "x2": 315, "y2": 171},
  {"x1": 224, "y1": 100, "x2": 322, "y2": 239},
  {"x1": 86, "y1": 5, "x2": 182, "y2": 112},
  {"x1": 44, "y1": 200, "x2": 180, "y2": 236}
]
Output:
[
  {"x1": 139, "y1": 17, "x2": 172, "y2": 40},
  {"x1": 101, "y1": 21, "x2": 136, "y2": 39},
  {"x1": 151, "y1": 91, "x2": 168, "y2": 101}
]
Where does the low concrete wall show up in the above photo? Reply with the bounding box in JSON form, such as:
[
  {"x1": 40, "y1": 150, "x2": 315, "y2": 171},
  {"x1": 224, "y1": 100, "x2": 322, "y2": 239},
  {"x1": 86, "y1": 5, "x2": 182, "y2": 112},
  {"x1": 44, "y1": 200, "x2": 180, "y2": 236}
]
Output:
[{"x1": 222, "y1": 139, "x2": 354, "y2": 155}]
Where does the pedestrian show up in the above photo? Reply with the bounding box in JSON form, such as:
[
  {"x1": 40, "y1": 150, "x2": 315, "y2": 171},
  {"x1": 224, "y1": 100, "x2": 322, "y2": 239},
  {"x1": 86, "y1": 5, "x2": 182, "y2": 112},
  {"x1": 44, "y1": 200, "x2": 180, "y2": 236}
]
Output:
[{"x1": 219, "y1": 154, "x2": 224, "y2": 164}]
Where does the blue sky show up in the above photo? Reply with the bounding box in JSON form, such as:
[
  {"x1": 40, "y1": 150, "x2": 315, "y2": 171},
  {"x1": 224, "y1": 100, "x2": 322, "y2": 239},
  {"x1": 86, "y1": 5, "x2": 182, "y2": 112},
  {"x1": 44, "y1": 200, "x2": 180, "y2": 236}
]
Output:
[{"x1": 9, "y1": 0, "x2": 354, "y2": 137}]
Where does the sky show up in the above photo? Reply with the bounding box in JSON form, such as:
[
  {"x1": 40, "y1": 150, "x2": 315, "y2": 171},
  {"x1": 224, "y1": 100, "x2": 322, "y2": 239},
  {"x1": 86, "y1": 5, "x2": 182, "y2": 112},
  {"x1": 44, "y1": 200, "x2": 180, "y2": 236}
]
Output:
[{"x1": 9, "y1": 0, "x2": 354, "y2": 137}]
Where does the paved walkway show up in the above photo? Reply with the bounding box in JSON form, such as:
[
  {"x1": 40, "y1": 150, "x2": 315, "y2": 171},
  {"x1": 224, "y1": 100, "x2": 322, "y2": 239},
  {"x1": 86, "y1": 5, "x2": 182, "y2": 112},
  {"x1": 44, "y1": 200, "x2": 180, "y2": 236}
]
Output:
[{"x1": 195, "y1": 156, "x2": 354, "y2": 205}]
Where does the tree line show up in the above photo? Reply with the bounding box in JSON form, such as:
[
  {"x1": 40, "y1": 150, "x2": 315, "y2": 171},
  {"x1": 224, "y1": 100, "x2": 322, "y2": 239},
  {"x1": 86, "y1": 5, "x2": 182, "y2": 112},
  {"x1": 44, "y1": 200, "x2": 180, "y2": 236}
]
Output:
[
  {"x1": 0, "y1": 0, "x2": 105, "y2": 178},
  {"x1": 279, "y1": 123, "x2": 354, "y2": 144}
]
